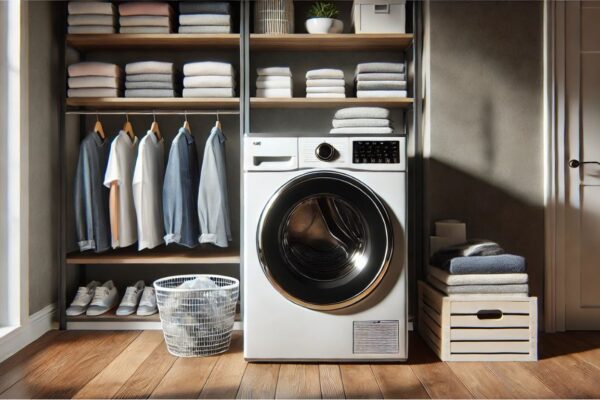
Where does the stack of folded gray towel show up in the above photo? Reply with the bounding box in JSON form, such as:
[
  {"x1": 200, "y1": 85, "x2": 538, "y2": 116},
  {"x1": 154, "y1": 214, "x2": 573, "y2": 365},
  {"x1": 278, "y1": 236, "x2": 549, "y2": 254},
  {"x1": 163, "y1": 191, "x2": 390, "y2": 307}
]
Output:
[
  {"x1": 67, "y1": 62, "x2": 122, "y2": 98},
  {"x1": 68, "y1": 2, "x2": 116, "y2": 34},
  {"x1": 428, "y1": 240, "x2": 529, "y2": 298},
  {"x1": 119, "y1": 2, "x2": 173, "y2": 34},
  {"x1": 256, "y1": 67, "x2": 292, "y2": 98},
  {"x1": 305, "y1": 69, "x2": 345, "y2": 98},
  {"x1": 355, "y1": 62, "x2": 407, "y2": 98},
  {"x1": 330, "y1": 107, "x2": 393, "y2": 135},
  {"x1": 182, "y1": 62, "x2": 236, "y2": 98},
  {"x1": 178, "y1": 2, "x2": 231, "y2": 34},
  {"x1": 125, "y1": 61, "x2": 176, "y2": 98}
]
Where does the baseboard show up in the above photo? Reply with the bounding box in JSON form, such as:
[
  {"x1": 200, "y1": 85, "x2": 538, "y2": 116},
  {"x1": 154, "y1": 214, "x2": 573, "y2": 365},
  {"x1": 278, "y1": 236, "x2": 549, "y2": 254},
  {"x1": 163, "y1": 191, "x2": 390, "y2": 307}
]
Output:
[{"x1": 0, "y1": 303, "x2": 57, "y2": 363}]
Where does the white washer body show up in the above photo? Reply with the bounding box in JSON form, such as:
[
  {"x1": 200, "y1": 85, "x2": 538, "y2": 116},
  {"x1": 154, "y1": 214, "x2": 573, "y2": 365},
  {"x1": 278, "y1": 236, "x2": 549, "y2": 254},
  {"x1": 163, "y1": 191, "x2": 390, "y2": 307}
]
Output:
[{"x1": 243, "y1": 137, "x2": 408, "y2": 361}]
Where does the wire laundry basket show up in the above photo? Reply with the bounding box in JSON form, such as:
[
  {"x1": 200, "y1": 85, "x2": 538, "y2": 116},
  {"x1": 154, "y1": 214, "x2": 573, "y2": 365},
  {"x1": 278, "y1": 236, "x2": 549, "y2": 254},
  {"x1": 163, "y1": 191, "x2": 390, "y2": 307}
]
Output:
[{"x1": 154, "y1": 274, "x2": 239, "y2": 357}]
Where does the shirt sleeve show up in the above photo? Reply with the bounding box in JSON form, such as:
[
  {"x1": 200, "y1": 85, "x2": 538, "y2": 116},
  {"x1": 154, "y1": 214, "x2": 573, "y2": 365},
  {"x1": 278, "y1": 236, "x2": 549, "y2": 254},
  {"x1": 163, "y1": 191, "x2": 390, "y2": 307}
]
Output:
[
  {"x1": 163, "y1": 137, "x2": 184, "y2": 244},
  {"x1": 103, "y1": 139, "x2": 121, "y2": 187},
  {"x1": 74, "y1": 146, "x2": 96, "y2": 251}
]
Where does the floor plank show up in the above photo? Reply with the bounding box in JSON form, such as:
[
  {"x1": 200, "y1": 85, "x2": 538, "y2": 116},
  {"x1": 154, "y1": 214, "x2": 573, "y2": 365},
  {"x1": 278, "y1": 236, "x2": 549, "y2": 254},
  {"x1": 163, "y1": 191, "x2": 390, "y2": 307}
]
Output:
[
  {"x1": 319, "y1": 365, "x2": 345, "y2": 399},
  {"x1": 486, "y1": 363, "x2": 558, "y2": 399},
  {"x1": 73, "y1": 331, "x2": 164, "y2": 399},
  {"x1": 150, "y1": 355, "x2": 218, "y2": 399},
  {"x1": 199, "y1": 332, "x2": 247, "y2": 399},
  {"x1": 371, "y1": 364, "x2": 429, "y2": 399},
  {"x1": 236, "y1": 363, "x2": 280, "y2": 399},
  {"x1": 446, "y1": 362, "x2": 515, "y2": 399},
  {"x1": 276, "y1": 364, "x2": 321, "y2": 399},
  {"x1": 339, "y1": 365, "x2": 382, "y2": 399}
]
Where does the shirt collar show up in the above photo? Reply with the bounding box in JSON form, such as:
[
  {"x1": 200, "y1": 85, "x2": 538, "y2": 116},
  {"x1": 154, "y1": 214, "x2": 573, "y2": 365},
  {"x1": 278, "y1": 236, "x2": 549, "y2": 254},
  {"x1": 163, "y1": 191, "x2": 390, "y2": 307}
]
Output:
[
  {"x1": 145, "y1": 130, "x2": 162, "y2": 144},
  {"x1": 91, "y1": 131, "x2": 106, "y2": 147},
  {"x1": 179, "y1": 127, "x2": 194, "y2": 144},
  {"x1": 211, "y1": 126, "x2": 226, "y2": 143},
  {"x1": 119, "y1": 130, "x2": 138, "y2": 146}
]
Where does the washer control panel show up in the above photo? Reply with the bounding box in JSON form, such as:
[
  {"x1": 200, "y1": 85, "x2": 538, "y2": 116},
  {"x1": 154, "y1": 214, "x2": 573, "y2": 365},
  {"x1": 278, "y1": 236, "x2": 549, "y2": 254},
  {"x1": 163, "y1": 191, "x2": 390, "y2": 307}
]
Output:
[{"x1": 353, "y1": 140, "x2": 400, "y2": 164}]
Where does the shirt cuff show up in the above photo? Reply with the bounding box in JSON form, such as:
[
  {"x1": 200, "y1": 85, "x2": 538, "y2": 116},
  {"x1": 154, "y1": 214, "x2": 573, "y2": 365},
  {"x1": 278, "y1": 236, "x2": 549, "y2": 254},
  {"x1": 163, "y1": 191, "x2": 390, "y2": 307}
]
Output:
[
  {"x1": 200, "y1": 233, "x2": 229, "y2": 248},
  {"x1": 78, "y1": 240, "x2": 96, "y2": 251},
  {"x1": 164, "y1": 233, "x2": 181, "y2": 245}
]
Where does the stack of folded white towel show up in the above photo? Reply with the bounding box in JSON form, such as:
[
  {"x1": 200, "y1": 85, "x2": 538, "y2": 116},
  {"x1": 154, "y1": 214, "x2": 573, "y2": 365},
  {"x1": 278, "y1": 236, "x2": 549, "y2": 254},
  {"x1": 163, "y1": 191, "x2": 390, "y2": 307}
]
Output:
[
  {"x1": 125, "y1": 61, "x2": 176, "y2": 98},
  {"x1": 330, "y1": 107, "x2": 393, "y2": 135},
  {"x1": 182, "y1": 62, "x2": 236, "y2": 98},
  {"x1": 67, "y1": 62, "x2": 122, "y2": 98},
  {"x1": 119, "y1": 2, "x2": 173, "y2": 34},
  {"x1": 178, "y1": 2, "x2": 231, "y2": 34},
  {"x1": 305, "y1": 69, "x2": 345, "y2": 98},
  {"x1": 355, "y1": 62, "x2": 407, "y2": 98},
  {"x1": 256, "y1": 67, "x2": 292, "y2": 98},
  {"x1": 68, "y1": 2, "x2": 116, "y2": 34}
]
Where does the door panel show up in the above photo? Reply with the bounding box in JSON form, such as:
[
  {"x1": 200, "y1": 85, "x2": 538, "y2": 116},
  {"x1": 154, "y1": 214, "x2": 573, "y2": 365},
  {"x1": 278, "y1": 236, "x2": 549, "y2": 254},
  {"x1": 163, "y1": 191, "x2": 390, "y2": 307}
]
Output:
[{"x1": 580, "y1": 186, "x2": 600, "y2": 306}]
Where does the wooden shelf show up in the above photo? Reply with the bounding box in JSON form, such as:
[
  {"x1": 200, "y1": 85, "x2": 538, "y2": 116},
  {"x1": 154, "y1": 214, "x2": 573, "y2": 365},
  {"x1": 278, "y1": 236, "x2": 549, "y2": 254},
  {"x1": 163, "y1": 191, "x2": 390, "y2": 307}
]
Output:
[
  {"x1": 250, "y1": 33, "x2": 413, "y2": 51},
  {"x1": 66, "y1": 34, "x2": 240, "y2": 50},
  {"x1": 250, "y1": 97, "x2": 413, "y2": 109},
  {"x1": 66, "y1": 247, "x2": 240, "y2": 265},
  {"x1": 66, "y1": 97, "x2": 240, "y2": 110}
]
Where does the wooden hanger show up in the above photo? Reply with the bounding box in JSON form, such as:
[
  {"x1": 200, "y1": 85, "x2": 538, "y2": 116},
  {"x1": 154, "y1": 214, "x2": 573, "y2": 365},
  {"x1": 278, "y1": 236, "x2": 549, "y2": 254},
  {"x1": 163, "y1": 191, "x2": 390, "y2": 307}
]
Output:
[
  {"x1": 150, "y1": 111, "x2": 161, "y2": 140},
  {"x1": 94, "y1": 113, "x2": 106, "y2": 140},
  {"x1": 183, "y1": 111, "x2": 191, "y2": 132},
  {"x1": 123, "y1": 114, "x2": 135, "y2": 142},
  {"x1": 215, "y1": 111, "x2": 222, "y2": 130}
]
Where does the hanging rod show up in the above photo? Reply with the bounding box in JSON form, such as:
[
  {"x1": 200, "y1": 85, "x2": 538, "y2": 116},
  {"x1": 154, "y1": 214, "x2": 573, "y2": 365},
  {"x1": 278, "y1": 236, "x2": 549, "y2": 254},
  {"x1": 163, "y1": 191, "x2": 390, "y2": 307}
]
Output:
[{"x1": 65, "y1": 110, "x2": 239, "y2": 116}]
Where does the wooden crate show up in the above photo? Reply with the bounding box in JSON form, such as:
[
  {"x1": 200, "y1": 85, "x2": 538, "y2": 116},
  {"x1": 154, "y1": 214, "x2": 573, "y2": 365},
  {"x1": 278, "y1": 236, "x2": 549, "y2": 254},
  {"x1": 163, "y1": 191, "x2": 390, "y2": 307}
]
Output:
[{"x1": 418, "y1": 280, "x2": 538, "y2": 361}]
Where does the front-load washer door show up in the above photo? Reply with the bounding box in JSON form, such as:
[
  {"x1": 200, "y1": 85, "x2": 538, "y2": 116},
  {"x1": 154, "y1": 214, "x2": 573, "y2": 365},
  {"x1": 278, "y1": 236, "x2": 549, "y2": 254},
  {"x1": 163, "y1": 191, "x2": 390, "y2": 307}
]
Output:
[{"x1": 257, "y1": 171, "x2": 393, "y2": 311}]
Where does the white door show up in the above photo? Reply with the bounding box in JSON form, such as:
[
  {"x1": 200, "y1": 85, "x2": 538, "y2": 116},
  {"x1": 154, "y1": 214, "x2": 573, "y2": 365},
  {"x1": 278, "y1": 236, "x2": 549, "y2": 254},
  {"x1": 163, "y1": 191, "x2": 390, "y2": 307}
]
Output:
[{"x1": 565, "y1": 1, "x2": 600, "y2": 329}]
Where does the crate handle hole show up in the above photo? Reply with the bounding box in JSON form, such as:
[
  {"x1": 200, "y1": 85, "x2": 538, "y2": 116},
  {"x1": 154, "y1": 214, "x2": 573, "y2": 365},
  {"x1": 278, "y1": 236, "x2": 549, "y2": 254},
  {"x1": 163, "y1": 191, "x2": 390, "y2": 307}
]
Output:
[{"x1": 477, "y1": 309, "x2": 503, "y2": 320}]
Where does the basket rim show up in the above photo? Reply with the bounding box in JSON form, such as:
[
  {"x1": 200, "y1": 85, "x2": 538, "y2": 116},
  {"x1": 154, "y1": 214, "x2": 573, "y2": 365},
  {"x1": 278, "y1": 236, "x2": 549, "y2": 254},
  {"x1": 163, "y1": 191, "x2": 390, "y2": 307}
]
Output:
[{"x1": 153, "y1": 274, "x2": 239, "y2": 292}]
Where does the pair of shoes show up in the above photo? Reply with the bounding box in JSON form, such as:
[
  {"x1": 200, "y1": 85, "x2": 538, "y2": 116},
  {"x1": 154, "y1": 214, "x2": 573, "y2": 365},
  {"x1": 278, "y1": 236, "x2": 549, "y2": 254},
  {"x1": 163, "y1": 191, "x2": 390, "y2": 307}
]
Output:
[
  {"x1": 66, "y1": 280, "x2": 119, "y2": 316},
  {"x1": 117, "y1": 281, "x2": 157, "y2": 316}
]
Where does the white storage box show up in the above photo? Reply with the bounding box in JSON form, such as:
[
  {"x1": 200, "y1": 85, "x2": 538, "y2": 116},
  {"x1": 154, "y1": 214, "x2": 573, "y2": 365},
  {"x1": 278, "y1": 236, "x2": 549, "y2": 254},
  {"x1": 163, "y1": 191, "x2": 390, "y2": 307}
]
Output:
[
  {"x1": 352, "y1": 0, "x2": 406, "y2": 34},
  {"x1": 418, "y1": 281, "x2": 538, "y2": 361}
]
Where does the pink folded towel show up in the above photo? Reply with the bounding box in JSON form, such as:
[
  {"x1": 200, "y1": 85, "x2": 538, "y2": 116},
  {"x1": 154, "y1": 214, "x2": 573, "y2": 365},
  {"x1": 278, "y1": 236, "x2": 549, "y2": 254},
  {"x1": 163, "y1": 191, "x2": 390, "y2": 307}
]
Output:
[
  {"x1": 68, "y1": 62, "x2": 121, "y2": 78},
  {"x1": 118, "y1": 2, "x2": 173, "y2": 17}
]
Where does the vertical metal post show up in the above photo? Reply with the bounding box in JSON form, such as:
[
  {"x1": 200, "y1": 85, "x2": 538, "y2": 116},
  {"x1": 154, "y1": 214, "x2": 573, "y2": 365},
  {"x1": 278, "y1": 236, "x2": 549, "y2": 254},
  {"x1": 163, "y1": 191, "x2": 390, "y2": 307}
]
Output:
[{"x1": 58, "y1": 2, "x2": 67, "y2": 330}]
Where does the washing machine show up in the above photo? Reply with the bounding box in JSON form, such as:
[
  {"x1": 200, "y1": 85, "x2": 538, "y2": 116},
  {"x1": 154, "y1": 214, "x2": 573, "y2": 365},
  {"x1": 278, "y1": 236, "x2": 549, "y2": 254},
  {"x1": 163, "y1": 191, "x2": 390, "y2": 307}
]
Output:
[{"x1": 243, "y1": 136, "x2": 407, "y2": 361}]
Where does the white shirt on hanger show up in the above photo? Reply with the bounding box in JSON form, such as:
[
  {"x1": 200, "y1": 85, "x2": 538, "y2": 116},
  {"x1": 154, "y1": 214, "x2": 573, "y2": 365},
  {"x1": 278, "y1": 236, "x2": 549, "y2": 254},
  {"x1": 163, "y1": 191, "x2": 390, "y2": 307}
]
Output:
[
  {"x1": 104, "y1": 130, "x2": 139, "y2": 248},
  {"x1": 133, "y1": 131, "x2": 165, "y2": 250}
]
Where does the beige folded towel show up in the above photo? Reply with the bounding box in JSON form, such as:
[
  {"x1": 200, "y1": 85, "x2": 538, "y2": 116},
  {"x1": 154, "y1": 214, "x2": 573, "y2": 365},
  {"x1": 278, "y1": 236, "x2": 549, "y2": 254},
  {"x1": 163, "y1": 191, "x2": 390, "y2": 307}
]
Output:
[
  {"x1": 69, "y1": 76, "x2": 121, "y2": 88},
  {"x1": 306, "y1": 86, "x2": 345, "y2": 94},
  {"x1": 68, "y1": 62, "x2": 121, "y2": 78},
  {"x1": 307, "y1": 93, "x2": 345, "y2": 98},
  {"x1": 119, "y1": 16, "x2": 171, "y2": 27},
  {"x1": 182, "y1": 88, "x2": 235, "y2": 97},
  {"x1": 68, "y1": 14, "x2": 115, "y2": 26},
  {"x1": 179, "y1": 14, "x2": 230, "y2": 26},
  {"x1": 68, "y1": 26, "x2": 115, "y2": 34},
  {"x1": 257, "y1": 67, "x2": 291, "y2": 77},
  {"x1": 119, "y1": 26, "x2": 171, "y2": 34},
  {"x1": 68, "y1": 88, "x2": 121, "y2": 97},
  {"x1": 178, "y1": 25, "x2": 231, "y2": 34},
  {"x1": 125, "y1": 61, "x2": 173, "y2": 75},
  {"x1": 306, "y1": 69, "x2": 344, "y2": 79},
  {"x1": 68, "y1": 2, "x2": 115, "y2": 15},
  {"x1": 118, "y1": 2, "x2": 173, "y2": 17},
  {"x1": 306, "y1": 79, "x2": 345, "y2": 87},
  {"x1": 256, "y1": 88, "x2": 292, "y2": 98},
  {"x1": 183, "y1": 62, "x2": 234, "y2": 77},
  {"x1": 183, "y1": 75, "x2": 235, "y2": 88}
]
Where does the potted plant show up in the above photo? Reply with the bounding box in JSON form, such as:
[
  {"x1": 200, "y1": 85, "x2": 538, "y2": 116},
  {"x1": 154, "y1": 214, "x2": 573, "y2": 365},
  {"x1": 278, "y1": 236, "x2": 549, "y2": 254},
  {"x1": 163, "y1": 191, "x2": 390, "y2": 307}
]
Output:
[{"x1": 306, "y1": 1, "x2": 343, "y2": 34}]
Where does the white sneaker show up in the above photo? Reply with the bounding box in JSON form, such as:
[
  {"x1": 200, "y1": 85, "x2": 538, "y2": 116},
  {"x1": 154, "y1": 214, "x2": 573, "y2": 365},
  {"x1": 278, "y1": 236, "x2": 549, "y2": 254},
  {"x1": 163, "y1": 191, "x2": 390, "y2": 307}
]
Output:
[
  {"x1": 66, "y1": 281, "x2": 100, "y2": 316},
  {"x1": 86, "y1": 280, "x2": 119, "y2": 316},
  {"x1": 136, "y1": 286, "x2": 158, "y2": 316},
  {"x1": 116, "y1": 280, "x2": 145, "y2": 316}
]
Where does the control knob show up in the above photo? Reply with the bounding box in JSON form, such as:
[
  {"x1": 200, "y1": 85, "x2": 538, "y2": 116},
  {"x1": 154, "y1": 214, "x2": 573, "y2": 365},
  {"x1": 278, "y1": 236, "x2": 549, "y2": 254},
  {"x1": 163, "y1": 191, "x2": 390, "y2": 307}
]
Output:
[{"x1": 315, "y1": 142, "x2": 336, "y2": 162}]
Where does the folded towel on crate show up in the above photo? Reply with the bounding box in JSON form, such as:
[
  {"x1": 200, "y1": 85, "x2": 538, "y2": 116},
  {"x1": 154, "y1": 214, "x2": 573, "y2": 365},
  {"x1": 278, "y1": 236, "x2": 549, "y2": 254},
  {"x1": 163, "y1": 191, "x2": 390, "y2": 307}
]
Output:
[
  {"x1": 184, "y1": 62, "x2": 234, "y2": 77},
  {"x1": 357, "y1": 90, "x2": 407, "y2": 97},
  {"x1": 126, "y1": 73, "x2": 173, "y2": 82},
  {"x1": 125, "y1": 89, "x2": 176, "y2": 97},
  {"x1": 306, "y1": 86, "x2": 345, "y2": 94},
  {"x1": 120, "y1": 26, "x2": 172, "y2": 33},
  {"x1": 68, "y1": 88, "x2": 122, "y2": 97},
  {"x1": 182, "y1": 87, "x2": 235, "y2": 97},
  {"x1": 430, "y1": 240, "x2": 505, "y2": 267},
  {"x1": 68, "y1": 14, "x2": 115, "y2": 26},
  {"x1": 257, "y1": 67, "x2": 291, "y2": 76},
  {"x1": 179, "y1": 25, "x2": 231, "y2": 33},
  {"x1": 306, "y1": 69, "x2": 344, "y2": 80},
  {"x1": 184, "y1": 75, "x2": 235, "y2": 88},
  {"x1": 256, "y1": 78, "x2": 292, "y2": 89},
  {"x1": 427, "y1": 276, "x2": 529, "y2": 296},
  {"x1": 118, "y1": 2, "x2": 173, "y2": 16},
  {"x1": 68, "y1": 26, "x2": 116, "y2": 34},
  {"x1": 437, "y1": 255, "x2": 527, "y2": 275},
  {"x1": 69, "y1": 76, "x2": 121, "y2": 89},
  {"x1": 179, "y1": 14, "x2": 230, "y2": 26},
  {"x1": 332, "y1": 118, "x2": 390, "y2": 128},
  {"x1": 330, "y1": 127, "x2": 393, "y2": 134},
  {"x1": 357, "y1": 81, "x2": 407, "y2": 90},
  {"x1": 68, "y1": 2, "x2": 115, "y2": 15},
  {"x1": 179, "y1": 2, "x2": 231, "y2": 14},
  {"x1": 356, "y1": 72, "x2": 406, "y2": 81},
  {"x1": 119, "y1": 15, "x2": 171, "y2": 27},
  {"x1": 125, "y1": 81, "x2": 175, "y2": 89},
  {"x1": 356, "y1": 62, "x2": 405, "y2": 74},
  {"x1": 306, "y1": 79, "x2": 345, "y2": 87},
  {"x1": 428, "y1": 266, "x2": 529, "y2": 286},
  {"x1": 68, "y1": 62, "x2": 121, "y2": 77},
  {"x1": 256, "y1": 88, "x2": 292, "y2": 98},
  {"x1": 334, "y1": 107, "x2": 390, "y2": 119},
  {"x1": 126, "y1": 61, "x2": 174, "y2": 75}
]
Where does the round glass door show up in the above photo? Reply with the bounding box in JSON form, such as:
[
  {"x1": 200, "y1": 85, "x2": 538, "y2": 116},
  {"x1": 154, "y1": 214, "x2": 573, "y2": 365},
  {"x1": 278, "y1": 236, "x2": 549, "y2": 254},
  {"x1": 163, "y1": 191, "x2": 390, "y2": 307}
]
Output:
[{"x1": 257, "y1": 171, "x2": 393, "y2": 310}]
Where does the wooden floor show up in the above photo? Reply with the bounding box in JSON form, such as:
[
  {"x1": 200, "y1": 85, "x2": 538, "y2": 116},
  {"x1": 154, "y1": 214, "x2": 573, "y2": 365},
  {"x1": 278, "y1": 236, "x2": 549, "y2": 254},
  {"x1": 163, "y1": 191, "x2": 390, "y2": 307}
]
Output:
[{"x1": 2, "y1": 331, "x2": 600, "y2": 399}]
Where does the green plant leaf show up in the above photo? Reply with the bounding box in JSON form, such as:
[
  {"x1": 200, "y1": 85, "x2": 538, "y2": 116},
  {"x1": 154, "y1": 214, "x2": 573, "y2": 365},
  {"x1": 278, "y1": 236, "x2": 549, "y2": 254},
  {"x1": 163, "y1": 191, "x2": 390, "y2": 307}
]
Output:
[{"x1": 307, "y1": 1, "x2": 339, "y2": 19}]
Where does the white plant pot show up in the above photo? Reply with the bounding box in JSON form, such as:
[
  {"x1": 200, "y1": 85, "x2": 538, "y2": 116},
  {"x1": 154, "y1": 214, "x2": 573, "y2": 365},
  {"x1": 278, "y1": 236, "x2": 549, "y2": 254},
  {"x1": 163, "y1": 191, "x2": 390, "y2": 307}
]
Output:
[
  {"x1": 305, "y1": 17, "x2": 334, "y2": 34},
  {"x1": 330, "y1": 19, "x2": 344, "y2": 33}
]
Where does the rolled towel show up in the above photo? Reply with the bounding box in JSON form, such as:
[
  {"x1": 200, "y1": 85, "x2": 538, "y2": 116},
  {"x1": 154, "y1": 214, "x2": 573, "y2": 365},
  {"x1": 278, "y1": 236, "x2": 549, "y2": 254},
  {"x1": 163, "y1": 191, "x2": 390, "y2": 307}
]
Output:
[
  {"x1": 357, "y1": 81, "x2": 407, "y2": 91},
  {"x1": 330, "y1": 127, "x2": 392, "y2": 134},
  {"x1": 182, "y1": 87, "x2": 234, "y2": 97},
  {"x1": 68, "y1": 26, "x2": 116, "y2": 34},
  {"x1": 184, "y1": 75, "x2": 235, "y2": 88},
  {"x1": 184, "y1": 61, "x2": 234, "y2": 77},
  {"x1": 356, "y1": 62, "x2": 405, "y2": 74},
  {"x1": 126, "y1": 73, "x2": 173, "y2": 82},
  {"x1": 427, "y1": 276, "x2": 529, "y2": 296},
  {"x1": 68, "y1": 2, "x2": 115, "y2": 15},
  {"x1": 125, "y1": 89, "x2": 176, "y2": 97},
  {"x1": 179, "y1": 2, "x2": 230, "y2": 15},
  {"x1": 428, "y1": 266, "x2": 529, "y2": 286},
  {"x1": 334, "y1": 107, "x2": 389, "y2": 120},
  {"x1": 357, "y1": 90, "x2": 407, "y2": 97},
  {"x1": 439, "y1": 254, "x2": 527, "y2": 275},
  {"x1": 68, "y1": 62, "x2": 121, "y2": 78},
  {"x1": 178, "y1": 25, "x2": 231, "y2": 34},
  {"x1": 257, "y1": 67, "x2": 291, "y2": 77},
  {"x1": 125, "y1": 81, "x2": 174, "y2": 89},
  {"x1": 332, "y1": 118, "x2": 390, "y2": 128},
  {"x1": 256, "y1": 88, "x2": 292, "y2": 98},
  {"x1": 68, "y1": 76, "x2": 121, "y2": 89},
  {"x1": 119, "y1": 26, "x2": 171, "y2": 33},
  {"x1": 306, "y1": 69, "x2": 344, "y2": 80},
  {"x1": 306, "y1": 79, "x2": 345, "y2": 87},
  {"x1": 68, "y1": 88, "x2": 121, "y2": 97},
  {"x1": 126, "y1": 61, "x2": 173, "y2": 75},
  {"x1": 119, "y1": 16, "x2": 171, "y2": 27},
  {"x1": 179, "y1": 14, "x2": 230, "y2": 26},
  {"x1": 118, "y1": 2, "x2": 173, "y2": 17},
  {"x1": 68, "y1": 14, "x2": 115, "y2": 26},
  {"x1": 306, "y1": 86, "x2": 345, "y2": 94},
  {"x1": 256, "y1": 77, "x2": 292, "y2": 89},
  {"x1": 307, "y1": 93, "x2": 345, "y2": 98},
  {"x1": 357, "y1": 72, "x2": 406, "y2": 81}
]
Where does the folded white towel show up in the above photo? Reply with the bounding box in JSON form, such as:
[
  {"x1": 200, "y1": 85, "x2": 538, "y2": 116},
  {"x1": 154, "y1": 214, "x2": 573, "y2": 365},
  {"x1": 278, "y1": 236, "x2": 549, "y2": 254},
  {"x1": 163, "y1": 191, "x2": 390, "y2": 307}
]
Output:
[
  {"x1": 307, "y1": 93, "x2": 346, "y2": 98},
  {"x1": 306, "y1": 69, "x2": 344, "y2": 79},
  {"x1": 119, "y1": 16, "x2": 171, "y2": 27},
  {"x1": 184, "y1": 61, "x2": 234, "y2": 77},
  {"x1": 256, "y1": 88, "x2": 292, "y2": 98},
  {"x1": 428, "y1": 276, "x2": 529, "y2": 296},
  {"x1": 125, "y1": 81, "x2": 174, "y2": 89},
  {"x1": 119, "y1": 26, "x2": 171, "y2": 34},
  {"x1": 69, "y1": 76, "x2": 121, "y2": 89},
  {"x1": 356, "y1": 62, "x2": 405, "y2": 74},
  {"x1": 306, "y1": 79, "x2": 345, "y2": 87},
  {"x1": 183, "y1": 75, "x2": 235, "y2": 88},
  {"x1": 256, "y1": 77, "x2": 292, "y2": 89},
  {"x1": 126, "y1": 61, "x2": 173, "y2": 75},
  {"x1": 356, "y1": 72, "x2": 406, "y2": 81},
  {"x1": 334, "y1": 107, "x2": 389, "y2": 119},
  {"x1": 257, "y1": 67, "x2": 291, "y2": 77},
  {"x1": 306, "y1": 86, "x2": 345, "y2": 94},
  {"x1": 68, "y1": 14, "x2": 115, "y2": 26},
  {"x1": 330, "y1": 127, "x2": 393, "y2": 134},
  {"x1": 182, "y1": 87, "x2": 235, "y2": 97},
  {"x1": 68, "y1": 26, "x2": 116, "y2": 34},
  {"x1": 179, "y1": 14, "x2": 230, "y2": 26},
  {"x1": 428, "y1": 266, "x2": 529, "y2": 286},
  {"x1": 357, "y1": 81, "x2": 407, "y2": 90},
  {"x1": 125, "y1": 89, "x2": 175, "y2": 97},
  {"x1": 178, "y1": 25, "x2": 231, "y2": 33},
  {"x1": 256, "y1": 75, "x2": 292, "y2": 83},
  {"x1": 357, "y1": 90, "x2": 407, "y2": 97},
  {"x1": 126, "y1": 73, "x2": 173, "y2": 82},
  {"x1": 68, "y1": 2, "x2": 115, "y2": 15},
  {"x1": 332, "y1": 118, "x2": 390, "y2": 128},
  {"x1": 68, "y1": 88, "x2": 121, "y2": 97},
  {"x1": 68, "y1": 62, "x2": 121, "y2": 78},
  {"x1": 445, "y1": 293, "x2": 530, "y2": 299}
]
